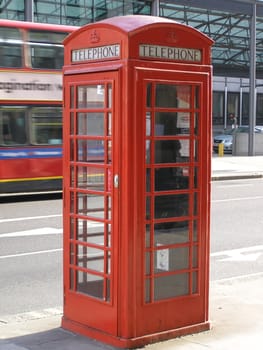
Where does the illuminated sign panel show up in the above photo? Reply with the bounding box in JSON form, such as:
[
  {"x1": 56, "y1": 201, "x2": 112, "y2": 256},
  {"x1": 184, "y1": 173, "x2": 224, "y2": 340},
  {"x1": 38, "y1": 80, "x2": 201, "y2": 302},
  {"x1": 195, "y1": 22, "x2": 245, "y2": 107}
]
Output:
[
  {"x1": 139, "y1": 44, "x2": 202, "y2": 62},
  {"x1": 72, "y1": 44, "x2": 121, "y2": 62}
]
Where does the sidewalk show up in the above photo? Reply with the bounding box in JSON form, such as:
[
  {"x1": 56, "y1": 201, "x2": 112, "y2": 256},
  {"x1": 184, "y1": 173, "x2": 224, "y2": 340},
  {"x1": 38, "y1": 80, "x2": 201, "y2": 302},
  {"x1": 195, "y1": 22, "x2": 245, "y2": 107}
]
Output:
[{"x1": 1, "y1": 155, "x2": 263, "y2": 350}]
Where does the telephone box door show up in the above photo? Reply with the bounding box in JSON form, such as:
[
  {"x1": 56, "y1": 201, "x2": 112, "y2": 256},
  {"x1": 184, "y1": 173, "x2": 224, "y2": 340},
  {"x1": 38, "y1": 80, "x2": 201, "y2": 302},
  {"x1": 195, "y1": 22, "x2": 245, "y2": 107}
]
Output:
[
  {"x1": 63, "y1": 70, "x2": 119, "y2": 335},
  {"x1": 135, "y1": 68, "x2": 211, "y2": 335}
]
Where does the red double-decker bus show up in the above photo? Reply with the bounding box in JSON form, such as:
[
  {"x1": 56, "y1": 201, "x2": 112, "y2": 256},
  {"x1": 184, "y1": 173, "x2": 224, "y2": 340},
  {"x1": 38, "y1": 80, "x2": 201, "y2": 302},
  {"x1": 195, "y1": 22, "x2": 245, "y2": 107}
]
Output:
[{"x1": 0, "y1": 19, "x2": 77, "y2": 195}]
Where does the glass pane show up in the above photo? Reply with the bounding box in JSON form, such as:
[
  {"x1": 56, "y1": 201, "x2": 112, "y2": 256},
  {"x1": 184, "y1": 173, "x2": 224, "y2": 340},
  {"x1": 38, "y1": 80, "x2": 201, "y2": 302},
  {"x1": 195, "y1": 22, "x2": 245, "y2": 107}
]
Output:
[
  {"x1": 155, "y1": 194, "x2": 189, "y2": 219},
  {"x1": 31, "y1": 107, "x2": 62, "y2": 145},
  {"x1": 146, "y1": 140, "x2": 151, "y2": 163},
  {"x1": 155, "y1": 112, "x2": 188, "y2": 136},
  {"x1": 145, "y1": 251, "x2": 151, "y2": 275},
  {"x1": 155, "y1": 84, "x2": 177, "y2": 108},
  {"x1": 193, "y1": 220, "x2": 198, "y2": 242},
  {"x1": 1, "y1": 109, "x2": 27, "y2": 145},
  {"x1": 154, "y1": 221, "x2": 189, "y2": 245},
  {"x1": 70, "y1": 217, "x2": 74, "y2": 239},
  {"x1": 77, "y1": 85, "x2": 105, "y2": 109},
  {"x1": 76, "y1": 218, "x2": 105, "y2": 244},
  {"x1": 155, "y1": 167, "x2": 189, "y2": 191},
  {"x1": 177, "y1": 85, "x2": 191, "y2": 108},
  {"x1": 145, "y1": 278, "x2": 151, "y2": 303},
  {"x1": 77, "y1": 166, "x2": 104, "y2": 190},
  {"x1": 194, "y1": 86, "x2": 200, "y2": 108},
  {"x1": 145, "y1": 224, "x2": 151, "y2": 248},
  {"x1": 146, "y1": 196, "x2": 151, "y2": 219},
  {"x1": 155, "y1": 84, "x2": 191, "y2": 108},
  {"x1": 76, "y1": 193, "x2": 105, "y2": 219},
  {"x1": 178, "y1": 139, "x2": 190, "y2": 160},
  {"x1": 146, "y1": 112, "x2": 151, "y2": 136},
  {"x1": 77, "y1": 245, "x2": 106, "y2": 273},
  {"x1": 77, "y1": 112, "x2": 104, "y2": 136},
  {"x1": 194, "y1": 112, "x2": 199, "y2": 135},
  {"x1": 107, "y1": 84, "x2": 112, "y2": 108},
  {"x1": 70, "y1": 86, "x2": 74, "y2": 109},
  {"x1": 193, "y1": 246, "x2": 198, "y2": 268},
  {"x1": 146, "y1": 83, "x2": 152, "y2": 107},
  {"x1": 77, "y1": 139, "x2": 104, "y2": 162},
  {"x1": 192, "y1": 271, "x2": 198, "y2": 294},
  {"x1": 70, "y1": 243, "x2": 75, "y2": 264},
  {"x1": 76, "y1": 271, "x2": 104, "y2": 299},
  {"x1": 107, "y1": 112, "x2": 112, "y2": 136},
  {"x1": 0, "y1": 28, "x2": 22, "y2": 68},
  {"x1": 155, "y1": 140, "x2": 183, "y2": 163},
  {"x1": 155, "y1": 247, "x2": 189, "y2": 272},
  {"x1": 70, "y1": 112, "x2": 74, "y2": 135},
  {"x1": 70, "y1": 269, "x2": 75, "y2": 290},
  {"x1": 146, "y1": 168, "x2": 151, "y2": 192},
  {"x1": 154, "y1": 273, "x2": 189, "y2": 300}
]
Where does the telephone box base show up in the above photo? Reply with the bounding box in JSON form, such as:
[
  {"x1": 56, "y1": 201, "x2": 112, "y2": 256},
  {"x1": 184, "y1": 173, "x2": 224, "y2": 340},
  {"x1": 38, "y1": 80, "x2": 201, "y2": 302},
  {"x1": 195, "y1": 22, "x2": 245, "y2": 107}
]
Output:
[{"x1": 61, "y1": 317, "x2": 211, "y2": 349}]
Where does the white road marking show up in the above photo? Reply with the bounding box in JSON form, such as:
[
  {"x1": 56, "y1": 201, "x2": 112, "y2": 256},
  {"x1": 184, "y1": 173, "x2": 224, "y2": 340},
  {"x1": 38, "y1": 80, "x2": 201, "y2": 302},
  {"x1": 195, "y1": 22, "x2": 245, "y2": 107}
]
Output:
[
  {"x1": 0, "y1": 214, "x2": 61, "y2": 224},
  {"x1": 0, "y1": 228, "x2": 62, "y2": 238},
  {"x1": 0, "y1": 249, "x2": 62, "y2": 260},
  {"x1": 212, "y1": 196, "x2": 263, "y2": 203},
  {"x1": 211, "y1": 245, "x2": 263, "y2": 262}
]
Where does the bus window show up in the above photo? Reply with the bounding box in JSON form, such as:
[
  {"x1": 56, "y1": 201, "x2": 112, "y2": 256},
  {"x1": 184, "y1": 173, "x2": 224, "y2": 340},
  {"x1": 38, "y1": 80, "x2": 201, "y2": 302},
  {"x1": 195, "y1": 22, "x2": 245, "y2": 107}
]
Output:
[
  {"x1": 31, "y1": 107, "x2": 62, "y2": 145},
  {"x1": 0, "y1": 27, "x2": 23, "y2": 68},
  {"x1": 28, "y1": 31, "x2": 68, "y2": 69},
  {"x1": 0, "y1": 110, "x2": 27, "y2": 145}
]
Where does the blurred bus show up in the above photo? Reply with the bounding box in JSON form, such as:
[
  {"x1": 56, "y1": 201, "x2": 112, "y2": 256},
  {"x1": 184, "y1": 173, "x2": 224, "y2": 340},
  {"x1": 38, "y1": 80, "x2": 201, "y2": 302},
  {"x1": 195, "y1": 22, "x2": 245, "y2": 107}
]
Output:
[{"x1": 0, "y1": 19, "x2": 77, "y2": 195}]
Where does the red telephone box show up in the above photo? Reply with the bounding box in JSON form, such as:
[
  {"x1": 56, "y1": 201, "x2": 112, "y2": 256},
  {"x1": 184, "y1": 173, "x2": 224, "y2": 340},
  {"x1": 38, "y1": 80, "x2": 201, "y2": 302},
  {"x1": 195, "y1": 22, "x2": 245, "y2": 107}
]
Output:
[{"x1": 62, "y1": 15, "x2": 213, "y2": 348}]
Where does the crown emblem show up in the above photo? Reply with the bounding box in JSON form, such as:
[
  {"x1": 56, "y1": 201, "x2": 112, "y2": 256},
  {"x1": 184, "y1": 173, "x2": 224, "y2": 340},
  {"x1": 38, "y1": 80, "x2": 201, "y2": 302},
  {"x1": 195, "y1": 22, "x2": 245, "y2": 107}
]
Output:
[{"x1": 90, "y1": 30, "x2": 100, "y2": 43}]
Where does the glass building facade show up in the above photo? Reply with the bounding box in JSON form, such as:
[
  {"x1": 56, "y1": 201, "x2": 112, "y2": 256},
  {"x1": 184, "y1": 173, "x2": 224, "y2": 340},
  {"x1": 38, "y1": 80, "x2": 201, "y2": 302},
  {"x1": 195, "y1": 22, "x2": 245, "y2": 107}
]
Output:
[{"x1": 1, "y1": 0, "x2": 263, "y2": 131}]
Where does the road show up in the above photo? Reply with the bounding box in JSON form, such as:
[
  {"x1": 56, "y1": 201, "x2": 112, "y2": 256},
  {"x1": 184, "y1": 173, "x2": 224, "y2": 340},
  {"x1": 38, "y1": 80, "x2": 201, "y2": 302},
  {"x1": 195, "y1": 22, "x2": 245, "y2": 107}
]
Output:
[{"x1": 1, "y1": 179, "x2": 263, "y2": 319}]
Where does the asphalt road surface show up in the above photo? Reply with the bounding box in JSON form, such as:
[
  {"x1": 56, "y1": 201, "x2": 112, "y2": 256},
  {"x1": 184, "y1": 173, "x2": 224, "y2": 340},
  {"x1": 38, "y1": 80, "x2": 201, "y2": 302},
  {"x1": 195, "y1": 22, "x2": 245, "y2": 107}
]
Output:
[{"x1": 1, "y1": 179, "x2": 263, "y2": 319}]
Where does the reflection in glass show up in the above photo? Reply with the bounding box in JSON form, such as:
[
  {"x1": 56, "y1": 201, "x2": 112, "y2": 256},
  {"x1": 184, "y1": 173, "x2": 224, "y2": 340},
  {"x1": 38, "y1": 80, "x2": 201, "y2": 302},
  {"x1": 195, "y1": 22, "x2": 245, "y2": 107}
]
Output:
[
  {"x1": 194, "y1": 112, "x2": 199, "y2": 135},
  {"x1": 155, "y1": 140, "x2": 183, "y2": 163},
  {"x1": 77, "y1": 112, "x2": 104, "y2": 136},
  {"x1": 70, "y1": 140, "x2": 74, "y2": 161},
  {"x1": 76, "y1": 217, "x2": 105, "y2": 244},
  {"x1": 77, "y1": 193, "x2": 105, "y2": 219},
  {"x1": 193, "y1": 220, "x2": 198, "y2": 242},
  {"x1": 77, "y1": 166, "x2": 104, "y2": 190},
  {"x1": 155, "y1": 194, "x2": 189, "y2": 219},
  {"x1": 154, "y1": 273, "x2": 189, "y2": 300},
  {"x1": 70, "y1": 86, "x2": 74, "y2": 108},
  {"x1": 77, "y1": 271, "x2": 105, "y2": 299},
  {"x1": 77, "y1": 85, "x2": 104, "y2": 109},
  {"x1": 70, "y1": 217, "x2": 74, "y2": 239},
  {"x1": 145, "y1": 251, "x2": 151, "y2": 275},
  {"x1": 146, "y1": 83, "x2": 152, "y2": 107},
  {"x1": 70, "y1": 165, "x2": 74, "y2": 186},
  {"x1": 107, "y1": 112, "x2": 112, "y2": 136},
  {"x1": 107, "y1": 84, "x2": 112, "y2": 108},
  {"x1": 77, "y1": 139, "x2": 104, "y2": 162},
  {"x1": 146, "y1": 112, "x2": 151, "y2": 136},
  {"x1": 155, "y1": 167, "x2": 189, "y2": 191},
  {"x1": 194, "y1": 86, "x2": 200, "y2": 108},
  {"x1": 192, "y1": 271, "x2": 198, "y2": 294},
  {"x1": 155, "y1": 84, "x2": 177, "y2": 108},
  {"x1": 145, "y1": 224, "x2": 151, "y2": 247},
  {"x1": 146, "y1": 168, "x2": 151, "y2": 192},
  {"x1": 77, "y1": 245, "x2": 106, "y2": 273},
  {"x1": 70, "y1": 112, "x2": 74, "y2": 135},
  {"x1": 146, "y1": 140, "x2": 151, "y2": 163},
  {"x1": 154, "y1": 221, "x2": 189, "y2": 245},
  {"x1": 192, "y1": 245, "x2": 198, "y2": 268}
]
